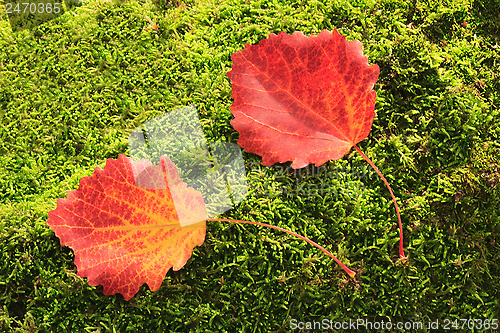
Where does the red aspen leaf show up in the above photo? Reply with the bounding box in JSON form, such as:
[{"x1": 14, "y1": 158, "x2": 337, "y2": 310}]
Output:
[
  {"x1": 227, "y1": 30, "x2": 407, "y2": 262},
  {"x1": 47, "y1": 154, "x2": 207, "y2": 300},
  {"x1": 227, "y1": 30, "x2": 380, "y2": 169}
]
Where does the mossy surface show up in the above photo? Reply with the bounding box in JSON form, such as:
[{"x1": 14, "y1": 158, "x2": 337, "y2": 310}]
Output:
[{"x1": 0, "y1": 0, "x2": 499, "y2": 331}]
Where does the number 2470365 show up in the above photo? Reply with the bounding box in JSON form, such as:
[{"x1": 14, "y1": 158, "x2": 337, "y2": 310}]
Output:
[{"x1": 5, "y1": 2, "x2": 62, "y2": 14}]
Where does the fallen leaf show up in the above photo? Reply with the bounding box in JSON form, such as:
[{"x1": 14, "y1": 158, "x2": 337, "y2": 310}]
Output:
[
  {"x1": 227, "y1": 30, "x2": 379, "y2": 169},
  {"x1": 227, "y1": 30, "x2": 406, "y2": 261},
  {"x1": 47, "y1": 154, "x2": 206, "y2": 300}
]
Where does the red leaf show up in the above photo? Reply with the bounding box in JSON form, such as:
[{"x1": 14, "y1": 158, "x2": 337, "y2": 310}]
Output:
[
  {"x1": 47, "y1": 154, "x2": 207, "y2": 300},
  {"x1": 228, "y1": 30, "x2": 407, "y2": 262},
  {"x1": 227, "y1": 30, "x2": 379, "y2": 169}
]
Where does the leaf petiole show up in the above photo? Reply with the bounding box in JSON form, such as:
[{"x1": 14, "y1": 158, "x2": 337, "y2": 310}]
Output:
[
  {"x1": 207, "y1": 218, "x2": 356, "y2": 278},
  {"x1": 353, "y1": 144, "x2": 406, "y2": 262}
]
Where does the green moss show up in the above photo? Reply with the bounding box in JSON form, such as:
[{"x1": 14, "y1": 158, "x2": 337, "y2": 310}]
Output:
[{"x1": 0, "y1": 0, "x2": 499, "y2": 331}]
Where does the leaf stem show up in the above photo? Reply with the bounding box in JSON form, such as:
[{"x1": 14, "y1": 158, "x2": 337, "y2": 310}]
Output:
[
  {"x1": 206, "y1": 218, "x2": 356, "y2": 278},
  {"x1": 353, "y1": 144, "x2": 406, "y2": 261}
]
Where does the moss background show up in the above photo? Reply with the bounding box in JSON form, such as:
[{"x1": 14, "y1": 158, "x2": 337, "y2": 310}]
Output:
[{"x1": 0, "y1": 0, "x2": 499, "y2": 331}]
